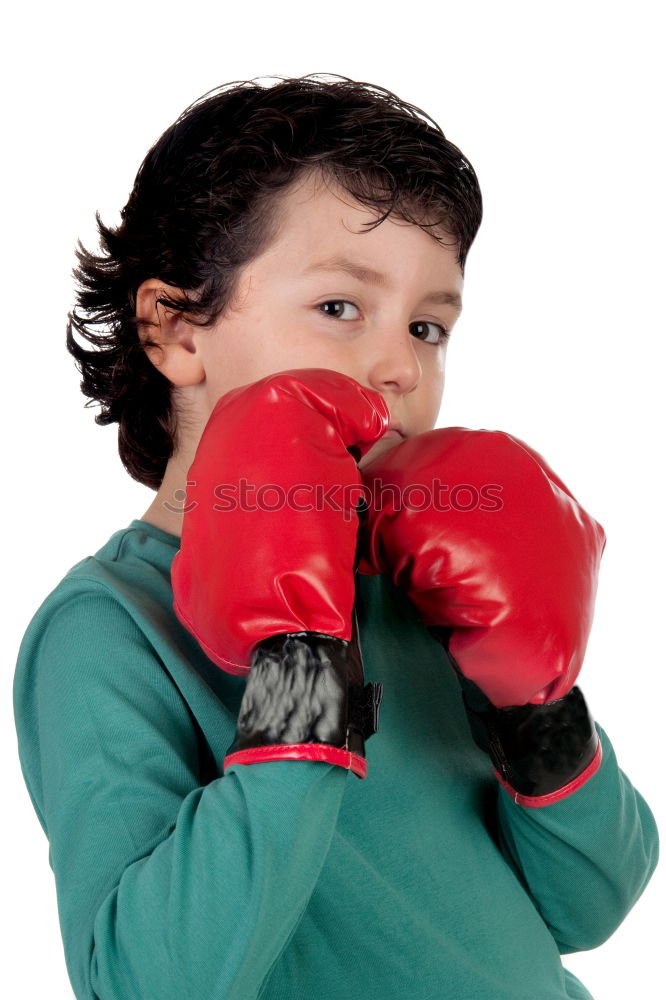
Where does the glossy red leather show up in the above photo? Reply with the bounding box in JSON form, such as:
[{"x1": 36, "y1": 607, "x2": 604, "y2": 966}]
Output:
[
  {"x1": 358, "y1": 427, "x2": 606, "y2": 707},
  {"x1": 171, "y1": 368, "x2": 389, "y2": 674}
]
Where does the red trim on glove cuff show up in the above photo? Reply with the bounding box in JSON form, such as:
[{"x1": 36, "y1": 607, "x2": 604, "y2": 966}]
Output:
[
  {"x1": 495, "y1": 734, "x2": 603, "y2": 808},
  {"x1": 223, "y1": 742, "x2": 368, "y2": 779}
]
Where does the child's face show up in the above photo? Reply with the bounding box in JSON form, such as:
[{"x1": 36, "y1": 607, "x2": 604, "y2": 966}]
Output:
[{"x1": 158, "y1": 170, "x2": 464, "y2": 469}]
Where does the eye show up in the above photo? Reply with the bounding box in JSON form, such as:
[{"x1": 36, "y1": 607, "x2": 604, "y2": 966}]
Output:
[
  {"x1": 410, "y1": 321, "x2": 451, "y2": 346},
  {"x1": 316, "y1": 300, "x2": 450, "y2": 345},
  {"x1": 317, "y1": 300, "x2": 360, "y2": 322}
]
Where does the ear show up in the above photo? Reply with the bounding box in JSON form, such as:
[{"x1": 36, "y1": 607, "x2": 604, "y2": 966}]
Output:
[{"x1": 135, "y1": 278, "x2": 205, "y2": 387}]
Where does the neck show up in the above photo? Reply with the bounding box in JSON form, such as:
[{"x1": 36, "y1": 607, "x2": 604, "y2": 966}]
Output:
[{"x1": 139, "y1": 450, "x2": 194, "y2": 539}]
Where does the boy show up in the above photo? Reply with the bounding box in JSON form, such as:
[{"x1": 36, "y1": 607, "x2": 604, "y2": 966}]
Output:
[{"x1": 13, "y1": 73, "x2": 658, "y2": 1000}]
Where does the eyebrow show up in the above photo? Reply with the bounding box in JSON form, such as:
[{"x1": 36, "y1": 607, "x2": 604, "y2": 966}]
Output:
[{"x1": 302, "y1": 256, "x2": 463, "y2": 312}]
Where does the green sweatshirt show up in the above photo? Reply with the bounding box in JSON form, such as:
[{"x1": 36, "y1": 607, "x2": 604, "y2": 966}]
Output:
[{"x1": 13, "y1": 519, "x2": 658, "y2": 1000}]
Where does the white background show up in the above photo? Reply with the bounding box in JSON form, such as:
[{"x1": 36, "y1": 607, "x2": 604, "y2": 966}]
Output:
[{"x1": 3, "y1": 1, "x2": 663, "y2": 996}]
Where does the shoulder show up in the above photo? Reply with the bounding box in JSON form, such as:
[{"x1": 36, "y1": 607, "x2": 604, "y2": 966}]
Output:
[
  {"x1": 13, "y1": 576, "x2": 169, "y2": 738},
  {"x1": 13, "y1": 519, "x2": 183, "y2": 731},
  {"x1": 13, "y1": 562, "x2": 201, "y2": 832},
  {"x1": 15, "y1": 519, "x2": 179, "y2": 679}
]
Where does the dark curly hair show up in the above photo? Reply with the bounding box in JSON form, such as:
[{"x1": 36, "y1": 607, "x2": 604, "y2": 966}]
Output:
[{"x1": 66, "y1": 72, "x2": 483, "y2": 490}]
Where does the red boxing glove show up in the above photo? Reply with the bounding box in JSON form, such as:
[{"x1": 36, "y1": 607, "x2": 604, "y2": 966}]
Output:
[
  {"x1": 358, "y1": 427, "x2": 607, "y2": 805},
  {"x1": 172, "y1": 369, "x2": 389, "y2": 779}
]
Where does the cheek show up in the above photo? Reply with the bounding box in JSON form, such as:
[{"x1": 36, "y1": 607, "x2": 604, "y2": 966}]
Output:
[{"x1": 418, "y1": 362, "x2": 446, "y2": 430}]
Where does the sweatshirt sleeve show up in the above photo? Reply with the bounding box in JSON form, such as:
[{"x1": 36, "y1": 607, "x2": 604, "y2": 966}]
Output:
[
  {"x1": 13, "y1": 587, "x2": 349, "y2": 1000},
  {"x1": 494, "y1": 721, "x2": 659, "y2": 954}
]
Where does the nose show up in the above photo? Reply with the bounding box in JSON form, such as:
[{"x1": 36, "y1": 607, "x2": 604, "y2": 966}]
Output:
[{"x1": 364, "y1": 326, "x2": 422, "y2": 401}]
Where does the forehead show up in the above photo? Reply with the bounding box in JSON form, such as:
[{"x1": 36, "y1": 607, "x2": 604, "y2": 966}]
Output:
[
  {"x1": 276, "y1": 168, "x2": 449, "y2": 238},
  {"x1": 265, "y1": 170, "x2": 463, "y2": 288}
]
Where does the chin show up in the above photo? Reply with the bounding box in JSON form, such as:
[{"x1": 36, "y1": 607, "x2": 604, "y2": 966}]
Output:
[{"x1": 358, "y1": 433, "x2": 405, "y2": 471}]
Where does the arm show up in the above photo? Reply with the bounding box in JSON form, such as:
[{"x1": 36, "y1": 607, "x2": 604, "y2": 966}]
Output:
[
  {"x1": 358, "y1": 426, "x2": 659, "y2": 955},
  {"x1": 493, "y1": 721, "x2": 659, "y2": 954},
  {"x1": 14, "y1": 586, "x2": 349, "y2": 1000}
]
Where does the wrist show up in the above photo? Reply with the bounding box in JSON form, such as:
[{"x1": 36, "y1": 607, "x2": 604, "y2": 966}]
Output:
[
  {"x1": 223, "y1": 615, "x2": 383, "y2": 780},
  {"x1": 461, "y1": 685, "x2": 602, "y2": 807}
]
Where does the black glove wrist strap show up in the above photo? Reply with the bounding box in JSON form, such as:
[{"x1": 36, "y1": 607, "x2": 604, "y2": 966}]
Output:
[
  {"x1": 226, "y1": 610, "x2": 383, "y2": 772},
  {"x1": 427, "y1": 625, "x2": 600, "y2": 800},
  {"x1": 460, "y1": 683, "x2": 599, "y2": 799}
]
